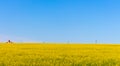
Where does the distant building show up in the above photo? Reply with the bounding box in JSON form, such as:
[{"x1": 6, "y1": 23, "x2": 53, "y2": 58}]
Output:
[{"x1": 6, "y1": 40, "x2": 13, "y2": 43}]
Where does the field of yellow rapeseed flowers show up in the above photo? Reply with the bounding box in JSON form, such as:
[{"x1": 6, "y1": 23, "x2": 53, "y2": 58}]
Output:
[{"x1": 0, "y1": 43, "x2": 120, "y2": 66}]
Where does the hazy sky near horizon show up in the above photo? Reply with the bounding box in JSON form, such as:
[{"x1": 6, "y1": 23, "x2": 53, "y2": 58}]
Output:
[{"x1": 0, "y1": 0, "x2": 120, "y2": 43}]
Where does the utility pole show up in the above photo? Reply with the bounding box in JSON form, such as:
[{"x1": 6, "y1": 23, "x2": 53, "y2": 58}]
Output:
[
  {"x1": 67, "y1": 41, "x2": 70, "y2": 44},
  {"x1": 95, "y1": 40, "x2": 97, "y2": 44}
]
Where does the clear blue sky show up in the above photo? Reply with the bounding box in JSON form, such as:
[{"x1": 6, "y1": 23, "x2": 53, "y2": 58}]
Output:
[{"x1": 0, "y1": 0, "x2": 120, "y2": 43}]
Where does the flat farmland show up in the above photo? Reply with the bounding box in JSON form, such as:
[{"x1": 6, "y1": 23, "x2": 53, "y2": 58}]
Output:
[{"x1": 0, "y1": 43, "x2": 120, "y2": 66}]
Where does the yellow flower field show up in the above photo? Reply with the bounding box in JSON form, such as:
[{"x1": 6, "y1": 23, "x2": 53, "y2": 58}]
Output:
[{"x1": 0, "y1": 43, "x2": 120, "y2": 66}]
